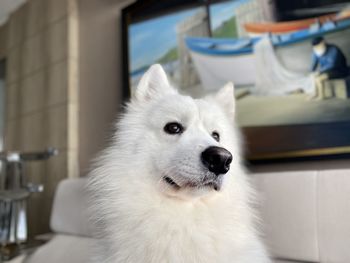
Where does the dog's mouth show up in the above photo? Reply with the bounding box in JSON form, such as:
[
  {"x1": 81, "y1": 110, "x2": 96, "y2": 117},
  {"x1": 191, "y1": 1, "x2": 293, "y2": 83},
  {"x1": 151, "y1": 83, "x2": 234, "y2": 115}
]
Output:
[
  {"x1": 163, "y1": 176, "x2": 221, "y2": 191},
  {"x1": 203, "y1": 181, "x2": 221, "y2": 191},
  {"x1": 164, "y1": 176, "x2": 180, "y2": 189}
]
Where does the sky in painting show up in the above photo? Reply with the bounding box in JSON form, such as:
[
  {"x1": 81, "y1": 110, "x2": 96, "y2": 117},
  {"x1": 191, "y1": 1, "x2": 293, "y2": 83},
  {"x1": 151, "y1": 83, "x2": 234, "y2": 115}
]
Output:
[
  {"x1": 129, "y1": 7, "x2": 202, "y2": 72},
  {"x1": 129, "y1": 0, "x2": 250, "y2": 73}
]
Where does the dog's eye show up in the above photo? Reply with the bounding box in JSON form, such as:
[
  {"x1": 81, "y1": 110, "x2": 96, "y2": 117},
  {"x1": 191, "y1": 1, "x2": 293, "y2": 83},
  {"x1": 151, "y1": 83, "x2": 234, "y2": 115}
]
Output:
[
  {"x1": 211, "y1": 131, "x2": 220, "y2": 142},
  {"x1": 164, "y1": 122, "x2": 184, "y2": 134}
]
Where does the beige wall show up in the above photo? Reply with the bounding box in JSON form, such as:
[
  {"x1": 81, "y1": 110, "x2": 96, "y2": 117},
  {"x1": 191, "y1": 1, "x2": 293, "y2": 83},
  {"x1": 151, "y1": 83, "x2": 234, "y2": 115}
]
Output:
[
  {"x1": 1, "y1": 0, "x2": 135, "y2": 238},
  {"x1": 78, "y1": 0, "x2": 133, "y2": 175},
  {"x1": 3, "y1": 0, "x2": 79, "y2": 236},
  {"x1": 0, "y1": 24, "x2": 8, "y2": 59}
]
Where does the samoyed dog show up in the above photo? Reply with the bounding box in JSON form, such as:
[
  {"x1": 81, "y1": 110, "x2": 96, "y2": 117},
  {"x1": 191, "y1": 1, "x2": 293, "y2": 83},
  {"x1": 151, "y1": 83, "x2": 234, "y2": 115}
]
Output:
[{"x1": 88, "y1": 64, "x2": 270, "y2": 263}]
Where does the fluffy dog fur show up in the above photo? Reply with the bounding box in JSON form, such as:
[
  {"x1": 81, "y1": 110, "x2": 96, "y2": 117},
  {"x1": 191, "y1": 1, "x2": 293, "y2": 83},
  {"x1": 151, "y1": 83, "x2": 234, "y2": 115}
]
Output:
[{"x1": 88, "y1": 65, "x2": 270, "y2": 263}]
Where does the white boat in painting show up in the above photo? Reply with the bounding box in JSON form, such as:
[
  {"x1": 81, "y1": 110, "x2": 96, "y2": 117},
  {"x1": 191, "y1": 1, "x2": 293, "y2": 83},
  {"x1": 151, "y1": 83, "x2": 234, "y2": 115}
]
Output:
[{"x1": 186, "y1": 18, "x2": 350, "y2": 91}]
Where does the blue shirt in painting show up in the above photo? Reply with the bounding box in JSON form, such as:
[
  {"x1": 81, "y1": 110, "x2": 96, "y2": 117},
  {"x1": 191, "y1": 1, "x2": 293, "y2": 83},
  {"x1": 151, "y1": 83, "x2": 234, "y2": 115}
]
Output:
[{"x1": 311, "y1": 44, "x2": 349, "y2": 77}]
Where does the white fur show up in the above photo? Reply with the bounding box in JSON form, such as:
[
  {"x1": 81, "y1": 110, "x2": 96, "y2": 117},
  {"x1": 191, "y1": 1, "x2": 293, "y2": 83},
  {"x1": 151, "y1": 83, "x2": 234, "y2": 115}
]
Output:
[{"x1": 88, "y1": 64, "x2": 270, "y2": 263}]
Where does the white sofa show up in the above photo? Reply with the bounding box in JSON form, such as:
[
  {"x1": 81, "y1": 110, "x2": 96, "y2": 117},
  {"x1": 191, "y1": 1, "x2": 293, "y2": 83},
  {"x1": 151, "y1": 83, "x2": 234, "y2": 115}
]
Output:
[
  {"x1": 20, "y1": 178, "x2": 96, "y2": 263},
  {"x1": 255, "y1": 168, "x2": 350, "y2": 263},
  {"x1": 12, "y1": 168, "x2": 350, "y2": 263}
]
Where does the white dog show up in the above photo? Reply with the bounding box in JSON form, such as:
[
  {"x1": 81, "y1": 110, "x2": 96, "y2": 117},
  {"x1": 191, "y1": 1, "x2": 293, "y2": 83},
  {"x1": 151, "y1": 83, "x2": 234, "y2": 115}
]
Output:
[{"x1": 88, "y1": 65, "x2": 270, "y2": 263}]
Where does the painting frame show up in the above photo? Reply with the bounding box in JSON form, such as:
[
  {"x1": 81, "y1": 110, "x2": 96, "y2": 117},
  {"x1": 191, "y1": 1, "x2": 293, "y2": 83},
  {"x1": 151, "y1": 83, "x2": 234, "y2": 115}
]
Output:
[{"x1": 121, "y1": 0, "x2": 350, "y2": 163}]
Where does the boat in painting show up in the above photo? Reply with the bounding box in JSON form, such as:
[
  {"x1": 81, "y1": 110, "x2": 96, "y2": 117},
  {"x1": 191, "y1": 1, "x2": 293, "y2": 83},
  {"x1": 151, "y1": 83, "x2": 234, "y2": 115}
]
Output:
[
  {"x1": 186, "y1": 18, "x2": 350, "y2": 90},
  {"x1": 244, "y1": 13, "x2": 349, "y2": 36}
]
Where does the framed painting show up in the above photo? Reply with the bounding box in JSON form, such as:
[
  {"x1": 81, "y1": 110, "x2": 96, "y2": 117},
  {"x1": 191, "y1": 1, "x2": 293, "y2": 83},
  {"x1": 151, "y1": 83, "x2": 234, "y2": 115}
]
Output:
[{"x1": 122, "y1": 0, "x2": 350, "y2": 162}]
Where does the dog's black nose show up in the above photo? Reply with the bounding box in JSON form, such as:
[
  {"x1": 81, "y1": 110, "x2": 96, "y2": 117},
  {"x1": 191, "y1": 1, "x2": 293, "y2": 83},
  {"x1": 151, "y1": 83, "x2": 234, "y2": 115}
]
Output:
[{"x1": 201, "y1": 146, "x2": 232, "y2": 175}]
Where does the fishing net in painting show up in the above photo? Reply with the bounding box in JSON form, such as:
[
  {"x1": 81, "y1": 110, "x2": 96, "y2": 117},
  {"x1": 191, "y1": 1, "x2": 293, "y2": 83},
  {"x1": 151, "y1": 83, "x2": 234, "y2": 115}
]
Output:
[{"x1": 253, "y1": 35, "x2": 315, "y2": 96}]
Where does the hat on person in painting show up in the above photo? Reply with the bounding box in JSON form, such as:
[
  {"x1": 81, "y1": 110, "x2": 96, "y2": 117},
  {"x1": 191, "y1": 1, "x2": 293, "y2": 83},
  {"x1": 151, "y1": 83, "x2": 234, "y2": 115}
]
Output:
[{"x1": 312, "y1": 36, "x2": 325, "y2": 46}]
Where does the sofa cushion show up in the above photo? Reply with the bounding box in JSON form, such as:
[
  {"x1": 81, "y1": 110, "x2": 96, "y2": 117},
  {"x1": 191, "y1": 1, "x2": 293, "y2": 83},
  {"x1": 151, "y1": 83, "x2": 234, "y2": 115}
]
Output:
[
  {"x1": 50, "y1": 178, "x2": 92, "y2": 237},
  {"x1": 26, "y1": 234, "x2": 95, "y2": 263},
  {"x1": 318, "y1": 169, "x2": 350, "y2": 262},
  {"x1": 254, "y1": 171, "x2": 319, "y2": 262}
]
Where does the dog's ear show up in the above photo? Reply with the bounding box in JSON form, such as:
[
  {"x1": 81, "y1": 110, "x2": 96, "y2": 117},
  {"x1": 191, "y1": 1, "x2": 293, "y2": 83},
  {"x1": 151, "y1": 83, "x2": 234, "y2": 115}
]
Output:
[
  {"x1": 133, "y1": 64, "x2": 175, "y2": 102},
  {"x1": 214, "y1": 82, "x2": 235, "y2": 116}
]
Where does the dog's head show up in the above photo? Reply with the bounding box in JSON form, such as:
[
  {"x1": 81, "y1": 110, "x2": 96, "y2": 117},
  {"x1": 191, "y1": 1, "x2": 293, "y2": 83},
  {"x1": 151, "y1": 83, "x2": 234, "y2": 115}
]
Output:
[{"x1": 125, "y1": 64, "x2": 241, "y2": 200}]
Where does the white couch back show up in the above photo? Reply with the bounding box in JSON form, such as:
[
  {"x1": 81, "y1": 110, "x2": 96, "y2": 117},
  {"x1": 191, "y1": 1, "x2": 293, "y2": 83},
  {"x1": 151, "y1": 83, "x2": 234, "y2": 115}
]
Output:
[
  {"x1": 31, "y1": 168, "x2": 350, "y2": 263},
  {"x1": 50, "y1": 177, "x2": 92, "y2": 237},
  {"x1": 254, "y1": 169, "x2": 350, "y2": 263}
]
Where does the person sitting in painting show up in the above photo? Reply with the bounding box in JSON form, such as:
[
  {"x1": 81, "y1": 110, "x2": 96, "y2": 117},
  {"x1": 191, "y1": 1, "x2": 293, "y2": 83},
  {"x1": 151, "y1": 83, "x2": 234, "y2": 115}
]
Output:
[{"x1": 310, "y1": 36, "x2": 349, "y2": 100}]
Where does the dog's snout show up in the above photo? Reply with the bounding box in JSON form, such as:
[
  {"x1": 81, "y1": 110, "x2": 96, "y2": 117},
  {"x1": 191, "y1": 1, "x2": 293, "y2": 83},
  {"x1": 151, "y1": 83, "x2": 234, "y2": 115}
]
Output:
[{"x1": 201, "y1": 146, "x2": 232, "y2": 175}]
